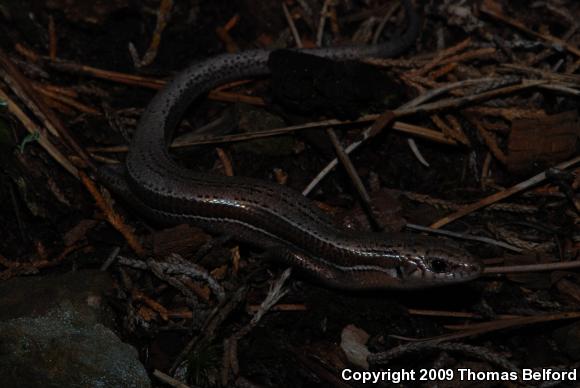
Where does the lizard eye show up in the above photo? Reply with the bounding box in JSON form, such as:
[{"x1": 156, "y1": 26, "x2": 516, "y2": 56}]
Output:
[{"x1": 430, "y1": 259, "x2": 449, "y2": 273}]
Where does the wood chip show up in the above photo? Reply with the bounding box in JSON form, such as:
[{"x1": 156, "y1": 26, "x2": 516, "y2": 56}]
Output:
[
  {"x1": 507, "y1": 111, "x2": 580, "y2": 173},
  {"x1": 148, "y1": 224, "x2": 210, "y2": 258}
]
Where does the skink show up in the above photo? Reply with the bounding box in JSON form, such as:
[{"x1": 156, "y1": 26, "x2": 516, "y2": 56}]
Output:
[{"x1": 100, "y1": 0, "x2": 482, "y2": 289}]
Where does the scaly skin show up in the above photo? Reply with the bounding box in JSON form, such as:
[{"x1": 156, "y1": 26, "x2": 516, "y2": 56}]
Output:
[{"x1": 99, "y1": 0, "x2": 483, "y2": 290}]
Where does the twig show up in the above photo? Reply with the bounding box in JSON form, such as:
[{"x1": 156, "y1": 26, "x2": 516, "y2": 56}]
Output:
[
  {"x1": 407, "y1": 308, "x2": 519, "y2": 320},
  {"x1": 408, "y1": 38, "x2": 472, "y2": 77},
  {"x1": 100, "y1": 246, "x2": 120, "y2": 271},
  {"x1": 295, "y1": 0, "x2": 316, "y2": 31},
  {"x1": 539, "y1": 83, "x2": 580, "y2": 96},
  {"x1": 303, "y1": 77, "x2": 516, "y2": 195},
  {"x1": 246, "y1": 303, "x2": 307, "y2": 313},
  {"x1": 170, "y1": 286, "x2": 248, "y2": 374},
  {"x1": 117, "y1": 255, "x2": 225, "y2": 302},
  {"x1": 481, "y1": 2, "x2": 580, "y2": 57},
  {"x1": 407, "y1": 138, "x2": 430, "y2": 167},
  {"x1": 48, "y1": 58, "x2": 264, "y2": 105},
  {"x1": 240, "y1": 269, "x2": 291, "y2": 336},
  {"x1": 430, "y1": 154, "x2": 580, "y2": 228},
  {"x1": 485, "y1": 260, "x2": 580, "y2": 274},
  {"x1": 33, "y1": 83, "x2": 101, "y2": 115},
  {"x1": 500, "y1": 63, "x2": 580, "y2": 84},
  {"x1": 469, "y1": 117, "x2": 508, "y2": 164},
  {"x1": 0, "y1": 47, "x2": 94, "y2": 170},
  {"x1": 371, "y1": 1, "x2": 399, "y2": 44},
  {"x1": 282, "y1": 2, "x2": 303, "y2": 48},
  {"x1": 326, "y1": 128, "x2": 380, "y2": 229},
  {"x1": 431, "y1": 114, "x2": 470, "y2": 146},
  {"x1": 406, "y1": 48, "x2": 497, "y2": 77},
  {"x1": 149, "y1": 260, "x2": 198, "y2": 304},
  {"x1": 132, "y1": 288, "x2": 170, "y2": 321},
  {"x1": 395, "y1": 189, "x2": 538, "y2": 214},
  {"x1": 48, "y1": 58, "x2": 165, "y2": 89},
  {"x1": 79, "y1": 171, "x2": 145, "y2": 256},
  {"x1": 398, "y1": 80, "x2": 546, "y2": 116},
  {"x1": 0, "y1": 242, "x2": 86, "y2": 280},
  {"x1": 390, "y1": 311, "x2": 580, "y2": 344},
  {"x1": 316, "y1": 0, "x2": 335, "y2": 46},
  {"x1": 429, "y1": 62, "x2": 457, "y2": 80},
  {"x1": 13, "y1": 43, "x2": 40, "y2": 62},
  {"x1": 215, "y1": 15, "x2": 241, "y2": 53},
  {"x1": 48, "y1": 15, "x2": 57, "y2": 60},
  {"x1": 0, "y1": 87, "x2": 77, "y2": 176},
  {"x1": 129, "y1": 0, "x2": 173, "y2": 68},
  {"x1": 215, "y1": 147, "x2": 234, "y2": 177},
  {"x1": 88, "y1": 118, "x2": 457, "y2": 155},
  {"x1": 222, "y1": 268, "x2": 292, "y2": 383},
  {"x1": 207, "y1": 90, "x2": 264, "y2": 106},
  {"x1": 405, "y1": 223, "x2": 523, "y2": 252}
]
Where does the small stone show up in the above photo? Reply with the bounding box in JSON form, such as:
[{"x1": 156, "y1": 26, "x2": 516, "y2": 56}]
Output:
[{"x1": 0, "y1": 270, "x2": 151, "y2": 387}]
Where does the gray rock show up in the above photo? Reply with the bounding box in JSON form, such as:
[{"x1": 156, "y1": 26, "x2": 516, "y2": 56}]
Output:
[{"x1": 0, "y1": 270, "x2": 150, "y2": 388}]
